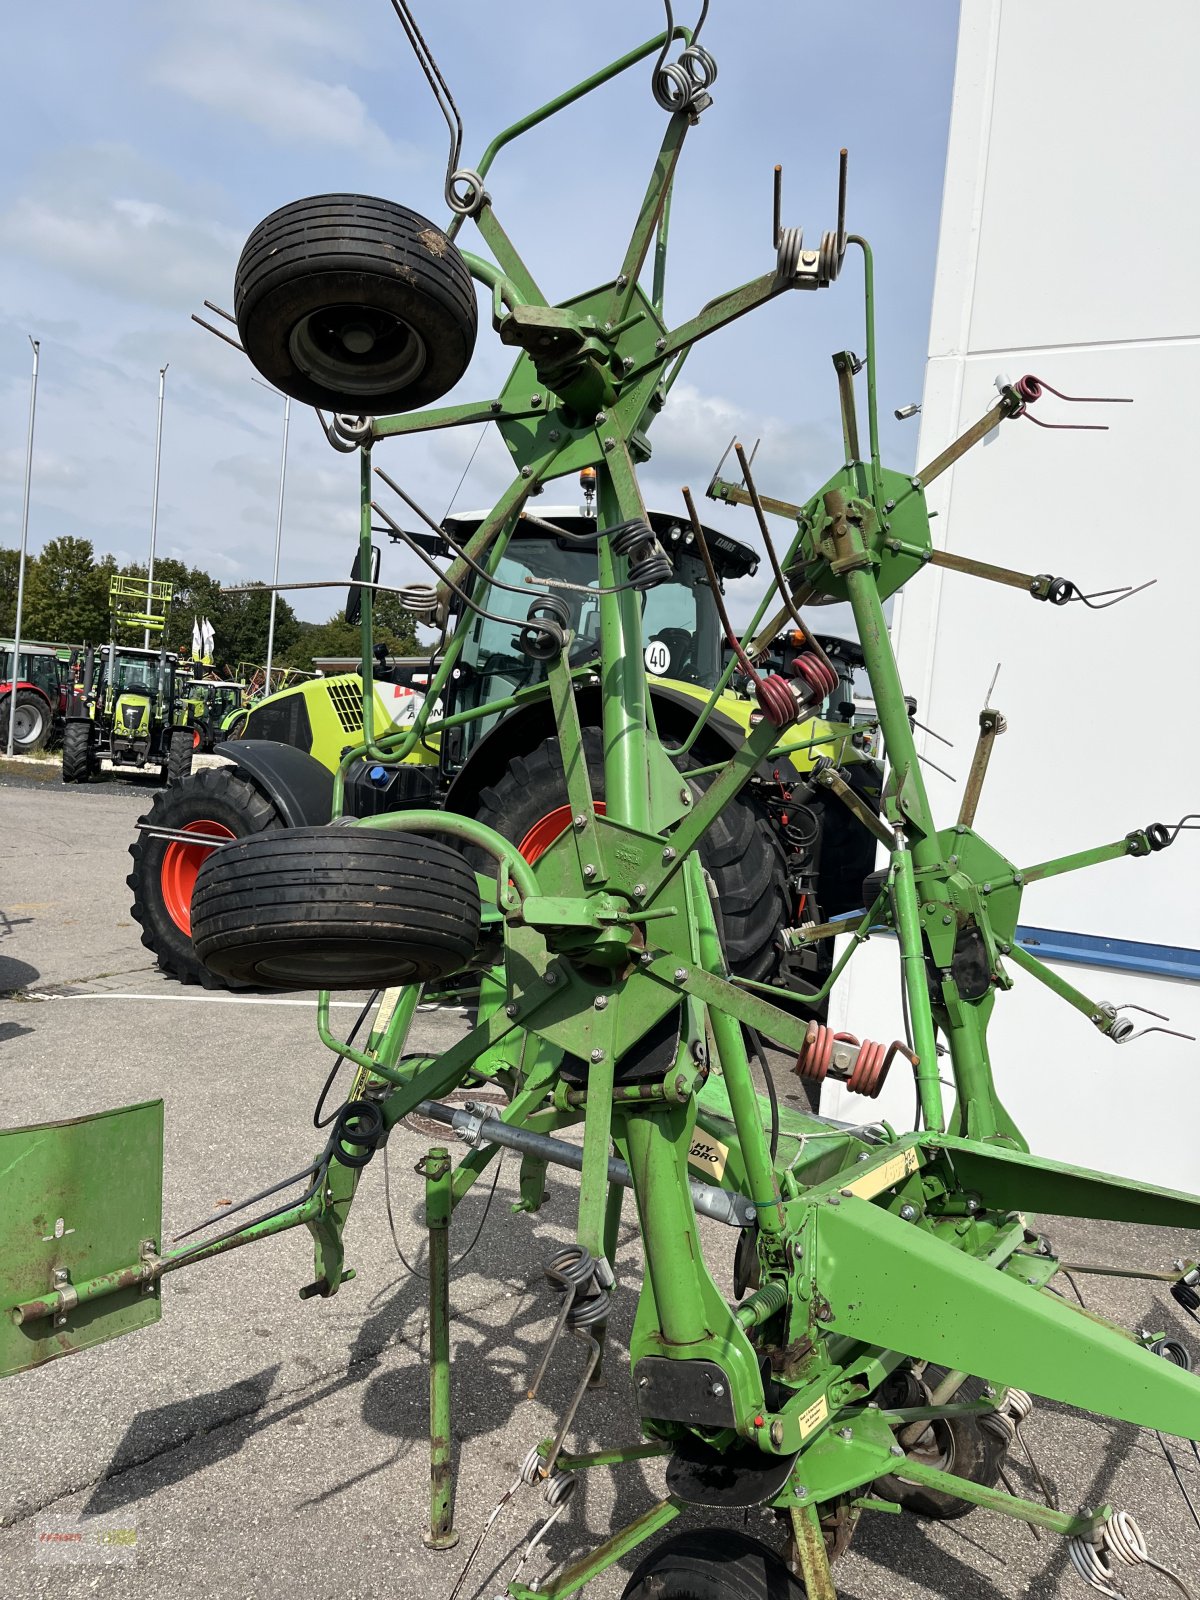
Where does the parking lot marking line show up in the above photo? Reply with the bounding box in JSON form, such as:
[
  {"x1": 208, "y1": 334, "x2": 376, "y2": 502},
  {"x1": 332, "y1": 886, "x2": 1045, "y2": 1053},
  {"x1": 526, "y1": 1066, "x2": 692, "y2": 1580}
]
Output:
[{"x1": 26, "y1": 992, "x2": 371, "y2": 1008}]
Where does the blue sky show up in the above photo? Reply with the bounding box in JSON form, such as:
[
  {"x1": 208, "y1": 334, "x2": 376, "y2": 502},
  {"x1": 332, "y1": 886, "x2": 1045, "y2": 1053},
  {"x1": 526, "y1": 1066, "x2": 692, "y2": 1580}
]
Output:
[{"x1": 0, "y1": 2, "x2": 959, "y2": 630}]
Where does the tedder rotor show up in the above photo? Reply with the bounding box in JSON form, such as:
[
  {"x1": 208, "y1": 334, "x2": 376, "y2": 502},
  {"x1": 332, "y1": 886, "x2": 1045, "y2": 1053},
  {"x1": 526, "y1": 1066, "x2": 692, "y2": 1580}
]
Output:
[{"x1": 3, "y1": 11, "x2": 1198, "y2": 1600}]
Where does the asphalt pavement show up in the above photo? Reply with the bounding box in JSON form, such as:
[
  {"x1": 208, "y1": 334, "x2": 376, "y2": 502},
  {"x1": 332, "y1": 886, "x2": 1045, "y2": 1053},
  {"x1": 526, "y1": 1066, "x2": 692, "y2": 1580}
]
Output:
[{"x1": 0, "y1": 771, "x2": 1197, "y2": 1600}]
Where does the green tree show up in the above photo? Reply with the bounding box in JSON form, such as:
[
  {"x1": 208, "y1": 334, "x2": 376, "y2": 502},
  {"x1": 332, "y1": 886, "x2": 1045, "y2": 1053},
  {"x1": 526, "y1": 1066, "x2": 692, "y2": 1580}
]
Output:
[
  {"x1": 280, "y1": 598, "x2": 421, "y2": 672},
  {"x1": 0, "y1": 548, "x2": 20, "y2": 636},
  {"x1": 22, "y1": 537, "x2": 111, "y2": 643}
]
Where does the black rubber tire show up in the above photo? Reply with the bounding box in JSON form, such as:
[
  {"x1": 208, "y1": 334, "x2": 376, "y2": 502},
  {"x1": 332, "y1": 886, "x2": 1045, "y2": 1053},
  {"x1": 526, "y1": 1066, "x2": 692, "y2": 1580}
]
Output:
[
  {"x1": 622, "y1": 1529, "x2": 805, "y2": 1600},
  {"x1": 128, "y1": 766, "x2": 282, "y2": 988},
  {"x1": 873, "y1": 1370, "x2": 1005, "y2": 1520},
  {"x1": 1, "y1": 689, "x2": 51, "y2": 754},
  {"x1": 61, "y1": 721, "x2": 94, "y2": 784},
  {"x1": 468, "y1": 730, "x2": 790, "y2": 985},
  {"x1": 191, "y1": 826, "x2": 482, "y2": 990},
  {"x1": 234, "y1": 194, "x2": 478, "y2": 414},
  {"x1": 166, "y1": 729, "x2": 194, "y2": 786}
]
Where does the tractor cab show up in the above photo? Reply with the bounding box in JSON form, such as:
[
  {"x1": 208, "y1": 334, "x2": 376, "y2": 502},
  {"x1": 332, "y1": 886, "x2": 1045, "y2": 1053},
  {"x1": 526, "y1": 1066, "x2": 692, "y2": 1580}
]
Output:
[
  {"x1": 186, "y1": 679, "x2": 247, "y2": 751},
  {"x1": 0, "y1": 641, "x2": 67, "y2": 753},
  {"x1": 401, "y1": 506, "x2": 760, "y2": 770}
]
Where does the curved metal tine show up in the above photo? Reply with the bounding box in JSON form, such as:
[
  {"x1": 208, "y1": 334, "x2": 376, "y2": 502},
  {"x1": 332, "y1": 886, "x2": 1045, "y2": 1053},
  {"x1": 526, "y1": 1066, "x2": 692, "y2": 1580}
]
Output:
[
  {"x1": 912, "y1": 715, "x2": 954, "y2": 749},
  {"x1": 707, "y1": 433, "x2": 738, "y2": 497},
  {"x1": 543, "y1": 1330, "x2": 602, "y2": 1477},
  {"x1": 527, "y1": 1284, "x2": 579, "y2": 1400},
  {"x1": 368, "y1": 498, "x2": 533, "y2": 627},
  {"x1": 913, "y1": 748, "x2": 956, "y2": 783},
  {"x1": 388, "y1": 0, "x2": 462, "y2": 177},
  {"x1": 1167, "y1": 813, "x2": 1200, "y2": 843},
  {"x1": 1115, "y1": 1002, "x2": 1171, "y2": 1021},
  {"x1": 835, "y1": 147, "x2": 849, "y2": 257},
  {"x1": 1070, "y1": 578, "x2": 1156, "y2": 609},
  {"x1": 446, "y1": 1474, "x2": 525, "y2": 1600},
  {"x1": 1122, "y1": 1023, "x2": 1197, "y2": 1044},
  {"x1": 314, "y1": 409, "x2": 358, "y2": 454},
  {"x1": 190, "y1": 312, "x2": 244, "y2": 354},
  {"x1": 203, "y1": 299, "x2": 237, "y2": 324}
]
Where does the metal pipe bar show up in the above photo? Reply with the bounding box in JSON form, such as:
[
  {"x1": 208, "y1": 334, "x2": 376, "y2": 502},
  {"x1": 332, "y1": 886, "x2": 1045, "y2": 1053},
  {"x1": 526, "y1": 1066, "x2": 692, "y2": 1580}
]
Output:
[
  {"x1": 446, "y1": 27, "x2": 686, "y2": 239},
  {"x1": 413, "y1": 1099, "x2": 754, "y2": 1229},
  {"x1": 422, "y1": 1147, "x2": 459, "y2": 1550}
]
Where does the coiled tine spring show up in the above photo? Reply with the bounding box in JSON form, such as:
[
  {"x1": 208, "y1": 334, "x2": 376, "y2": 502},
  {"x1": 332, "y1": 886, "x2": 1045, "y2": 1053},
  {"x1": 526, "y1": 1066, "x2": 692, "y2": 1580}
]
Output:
[{"x1": 1069, "y1": 1509, "x2": 1197, "y2": 1600}]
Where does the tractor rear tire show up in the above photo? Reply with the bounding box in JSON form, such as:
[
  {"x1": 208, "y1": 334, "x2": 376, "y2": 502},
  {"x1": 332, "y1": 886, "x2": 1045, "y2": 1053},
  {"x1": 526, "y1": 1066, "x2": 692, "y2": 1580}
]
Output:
[
  {"x1": 0, "y1": 689, "x2": 51, "y2": 754},
  {"x1": 166, "y1": 729, "x2": 194, "y2": 786},
  {"x1": 622, "y1": 1530, "x2": 805, "y2": 1600},
  {"x1": 61, "y1": 721, "x2": 94, "y2": 784},
  {"x1": 234, "y1": 194, "x2": 478, "y2": 414},
  {"x1": 128, "y1": 766, "x2": 282, "y2": 988},
  {"x1": 190, "y1": 826, "x2": 482, "y2": 991},
  {"x1": 469, "y1": 730, "x2": 790, "y2": 985}
]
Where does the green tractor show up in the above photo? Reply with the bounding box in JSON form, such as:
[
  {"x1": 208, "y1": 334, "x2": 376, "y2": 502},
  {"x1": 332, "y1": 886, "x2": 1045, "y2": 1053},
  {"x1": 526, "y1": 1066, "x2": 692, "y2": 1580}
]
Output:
[
  {"x1": 126, "y1": 503, "x2": 880, "y2": 992},
  {"x1": 180, "y1": 677, "x2": 249, "y2": 753},
  {"x1": 62, "y1": 576, "x2": 196, "y2": 786}
]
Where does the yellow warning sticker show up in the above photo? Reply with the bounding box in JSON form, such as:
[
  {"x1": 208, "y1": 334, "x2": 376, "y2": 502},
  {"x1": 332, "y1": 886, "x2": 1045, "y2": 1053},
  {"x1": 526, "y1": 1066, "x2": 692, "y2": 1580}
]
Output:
[
  {"x1": 797, "y1": 1394, "x2": 829, "y2": 1438},
  {"x1": 843, "y1": 1146, "x2": 920, "y2": 1201},
  {"x1": 687, "y1": 1132, "x2": 729, "y2": 1183}
]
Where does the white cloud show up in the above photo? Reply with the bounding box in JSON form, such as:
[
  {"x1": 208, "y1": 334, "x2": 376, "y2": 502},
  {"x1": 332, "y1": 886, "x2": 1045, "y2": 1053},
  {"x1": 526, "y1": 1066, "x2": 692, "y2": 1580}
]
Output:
[{"x1": 0, "y1": 152, "x2": 241, "y2": 311}]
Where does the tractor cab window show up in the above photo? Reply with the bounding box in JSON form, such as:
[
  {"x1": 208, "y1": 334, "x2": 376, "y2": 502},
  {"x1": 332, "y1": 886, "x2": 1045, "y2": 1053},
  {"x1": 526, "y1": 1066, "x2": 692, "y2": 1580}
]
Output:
[
  {"x1": 112, "y1": 657, "x2": 156, "y2": 694},
  {"x1": 454, "y1": 534, "x2": 725, "y2": 763},
  {"x1": 1, "y1": 650, "x2": 59, "y2": 697}
]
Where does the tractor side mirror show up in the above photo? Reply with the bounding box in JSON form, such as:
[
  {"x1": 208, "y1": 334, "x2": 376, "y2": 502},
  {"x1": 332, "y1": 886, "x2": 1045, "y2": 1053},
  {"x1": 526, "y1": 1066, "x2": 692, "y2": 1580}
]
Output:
[{"x1": 346, "y1": 544, "x2": 381, "y2": 626}]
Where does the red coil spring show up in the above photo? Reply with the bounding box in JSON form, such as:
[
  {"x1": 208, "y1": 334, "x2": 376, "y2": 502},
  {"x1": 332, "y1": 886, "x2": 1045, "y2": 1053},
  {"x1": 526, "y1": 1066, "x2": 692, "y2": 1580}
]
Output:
[
  {"x1": 756, "y1": 673, "x2": 798, "y2": 729},
  {"x1": 791, "y1": 651, "x2": 838, "y2": 703},
  {"x1": 794, "y1": 1023, "x2": 908, "y2": 1099}
]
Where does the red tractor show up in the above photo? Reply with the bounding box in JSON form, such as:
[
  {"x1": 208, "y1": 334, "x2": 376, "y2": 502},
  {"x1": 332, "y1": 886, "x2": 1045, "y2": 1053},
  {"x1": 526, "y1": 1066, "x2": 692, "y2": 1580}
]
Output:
[{"x1": 0, "y1": 642, "x2": 69, "y2": 755}]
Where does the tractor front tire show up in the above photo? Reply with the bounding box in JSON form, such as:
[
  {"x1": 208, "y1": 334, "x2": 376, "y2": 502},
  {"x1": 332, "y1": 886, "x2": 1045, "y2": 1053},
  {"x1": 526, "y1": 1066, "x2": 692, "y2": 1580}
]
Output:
[
  {"x1": 234, "y1": 194, "x2": 478, "y2": 414},
  {"x1": 166, "y1": 728, "x2": 194, "y2": 786},
  {"x1": 128, "y1": 766, "x2": 282, "y2": 987},
  {"x1": 622, "y1": 1530, "x2": 805, "y2": 1600},
  {"x1": 191, "y1": 826, "x2": 481, "y2": 991},
  {"x1": 1, "y1": 689, "x2": 51, "y2": 754},
  {"x1": 61, "y1": 721, "x2": 94, "y2": 784}
]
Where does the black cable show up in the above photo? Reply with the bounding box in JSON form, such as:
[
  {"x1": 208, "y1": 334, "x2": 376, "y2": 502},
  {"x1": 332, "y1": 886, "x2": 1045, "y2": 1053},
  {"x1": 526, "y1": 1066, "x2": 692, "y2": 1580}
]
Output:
[
  {"x1": 383, "y1": 1139, "x2": 505, "y2": 1281},
  {"x1": 314, "y1": 989, "x2": 380, "y2": 1129},
  {"x1": 745, "y1": 1024, "x2": 780, "y2": 1162}
]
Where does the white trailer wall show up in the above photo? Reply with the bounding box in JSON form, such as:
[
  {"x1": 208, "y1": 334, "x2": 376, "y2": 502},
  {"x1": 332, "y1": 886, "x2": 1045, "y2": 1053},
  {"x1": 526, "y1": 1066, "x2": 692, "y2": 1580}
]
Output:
[{"x1": 822, "y1": 1, "x2": 1200, "y2": 1189}]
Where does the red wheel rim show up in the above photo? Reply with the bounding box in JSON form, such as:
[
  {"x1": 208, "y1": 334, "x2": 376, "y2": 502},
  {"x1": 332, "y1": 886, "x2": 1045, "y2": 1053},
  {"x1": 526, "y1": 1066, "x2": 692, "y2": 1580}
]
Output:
[
  {"x1": 192, "y1": 728, "x2": 201, "y2": 749},
  {"x1": 160, "y1": 820, "x2": 236, "y2": 934},
  {"x1": 517, "y1": 802, "x2": 606, "y2": 864}
]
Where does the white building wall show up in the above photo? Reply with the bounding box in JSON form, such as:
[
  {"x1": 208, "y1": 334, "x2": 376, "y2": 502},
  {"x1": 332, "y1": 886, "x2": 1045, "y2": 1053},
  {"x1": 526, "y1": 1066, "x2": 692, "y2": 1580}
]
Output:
[{"x1": 822, "y1": 0, "x2": 1200, "y2": 1190}]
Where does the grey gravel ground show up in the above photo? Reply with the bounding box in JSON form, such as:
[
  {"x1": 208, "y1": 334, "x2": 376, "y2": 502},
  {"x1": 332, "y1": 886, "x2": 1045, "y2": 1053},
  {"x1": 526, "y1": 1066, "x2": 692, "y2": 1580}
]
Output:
[{"x1": 0, "y1": 776, "x2": 1197, "y2": 1600}]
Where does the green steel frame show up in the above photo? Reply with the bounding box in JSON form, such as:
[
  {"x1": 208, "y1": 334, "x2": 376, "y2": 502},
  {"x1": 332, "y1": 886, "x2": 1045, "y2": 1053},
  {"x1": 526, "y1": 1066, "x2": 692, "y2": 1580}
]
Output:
[{"x1": 3, "y1": 23, "x2": 1198, "y2": 1600}]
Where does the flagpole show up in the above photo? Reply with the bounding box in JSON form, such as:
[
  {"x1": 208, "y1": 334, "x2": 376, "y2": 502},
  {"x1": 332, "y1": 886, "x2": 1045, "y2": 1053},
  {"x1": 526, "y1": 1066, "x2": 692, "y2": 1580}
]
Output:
[
  {"x1": 264, "y1": 395, "x2": 290, "y2": 695},
  {"x1": 144, "y1": 364, "x2": 168, "y2": 650},
  {"x1": 6, "y1": 336, "x2": 40, "y2": 758}
]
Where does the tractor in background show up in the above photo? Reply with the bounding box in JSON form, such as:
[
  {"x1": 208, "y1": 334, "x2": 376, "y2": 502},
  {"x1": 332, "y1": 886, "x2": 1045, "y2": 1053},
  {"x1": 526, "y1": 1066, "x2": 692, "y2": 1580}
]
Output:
[
  {"x1": 62, "y1": 577, "x2": 195, "y2": 786},
  {"x1": 126, "y1": 503, "x2": 881, "y2": 992},
  {"x1": 0, "y1": 641, "x2": 71, "y2": 755}
]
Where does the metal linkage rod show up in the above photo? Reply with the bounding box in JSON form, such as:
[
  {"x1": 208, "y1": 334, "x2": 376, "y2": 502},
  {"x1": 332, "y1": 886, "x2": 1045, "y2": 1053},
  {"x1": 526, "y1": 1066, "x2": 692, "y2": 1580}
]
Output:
[{"x1": 414, "y1": 1099, "x2": 755, "y2": 1228}]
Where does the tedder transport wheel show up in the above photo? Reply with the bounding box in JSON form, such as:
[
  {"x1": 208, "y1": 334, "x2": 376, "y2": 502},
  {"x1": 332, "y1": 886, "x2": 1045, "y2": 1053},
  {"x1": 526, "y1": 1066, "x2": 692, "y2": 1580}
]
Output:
[
  {"x1": 234, "y1": 194, "x2": 478, "y2": 415},
  {"x1": 0, "y1": 689, "x2": 51, "y2": 754},
  {"x1": 873, "y1": 1369, "x2": 1006, "y2": 1520},
  {"x1": 622, "y1": 1530, "x2": 806, "y2": 1600},
  {"x1": 61, "y1": 721, "x2": 94, "y2": 784},
  {"x1": 190, "y1": 826, "x2": 482, "y2": 990},
  {"x1": 470, "y1": 730, "x2": 791, "y2": 987},
  {"x1": 128, "y1": 766, "x2": 281, "y2": 988},
  {"x1": 165, "y1": 728, "x2": 194, "y2": 786}
]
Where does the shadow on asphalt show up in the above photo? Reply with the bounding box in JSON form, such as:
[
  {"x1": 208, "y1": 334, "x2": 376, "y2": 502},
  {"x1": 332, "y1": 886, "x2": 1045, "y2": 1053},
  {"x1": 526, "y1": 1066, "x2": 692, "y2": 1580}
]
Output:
[{"x1": 0, "y1": 953, "x2": 39, "y2": 995}]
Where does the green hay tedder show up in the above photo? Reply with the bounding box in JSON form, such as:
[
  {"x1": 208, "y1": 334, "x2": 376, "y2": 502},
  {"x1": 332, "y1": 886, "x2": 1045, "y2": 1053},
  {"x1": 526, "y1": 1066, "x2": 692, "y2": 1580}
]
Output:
[{"x1": 4, "y1": 11, "x2": 1198, "y2": 1599}]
